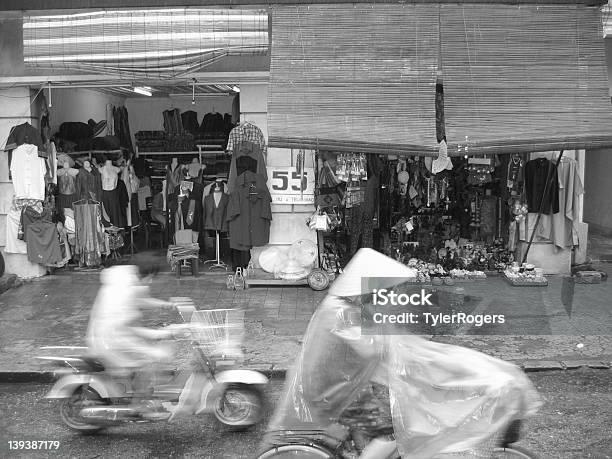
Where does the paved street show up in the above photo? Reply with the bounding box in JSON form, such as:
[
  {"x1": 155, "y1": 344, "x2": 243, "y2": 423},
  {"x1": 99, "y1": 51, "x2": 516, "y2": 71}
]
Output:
[
  {"x1": 0, "y1": 254, "x2": 611, "y2": 377},
  {"x1": 0, "y1": 369, "x2": 610, "y2": 459}
]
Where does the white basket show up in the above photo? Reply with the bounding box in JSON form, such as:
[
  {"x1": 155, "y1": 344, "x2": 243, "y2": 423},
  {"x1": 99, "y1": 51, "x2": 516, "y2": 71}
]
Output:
[{"x1": 190, "y1": 309, "x2": 245, "y2": 358}]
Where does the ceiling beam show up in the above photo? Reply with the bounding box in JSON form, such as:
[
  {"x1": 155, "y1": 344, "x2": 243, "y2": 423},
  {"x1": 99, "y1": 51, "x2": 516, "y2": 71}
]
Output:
[{"x1": 0, "y1": 71, "x2": 269, "y2": 87}]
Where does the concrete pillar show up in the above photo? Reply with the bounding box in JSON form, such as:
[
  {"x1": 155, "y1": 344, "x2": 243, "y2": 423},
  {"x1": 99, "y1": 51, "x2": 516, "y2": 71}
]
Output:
[
  {"x1": 0, "y1": 87, "x2": 46, "y2": 278},
  {"x1": 238, "y1": 84, "x2": 316, "y2": 268}
]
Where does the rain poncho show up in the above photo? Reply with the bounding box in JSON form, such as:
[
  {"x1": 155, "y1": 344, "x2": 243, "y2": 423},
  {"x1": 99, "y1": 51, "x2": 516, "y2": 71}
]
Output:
[
  {"x1": 262, "y1": 248, "x2": 541, "y2": 457},
  {"x1": 86, "y1": 265, "x2": 172, "y2": 369},
  {"x1": 264, "y1": 295, "x2": 541, "y2": 457}
]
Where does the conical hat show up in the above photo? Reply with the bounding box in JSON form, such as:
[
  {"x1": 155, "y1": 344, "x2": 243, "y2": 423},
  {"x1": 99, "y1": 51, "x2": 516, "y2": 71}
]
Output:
[{"x1": 329, "y1": 248, "x2": 417, "y2": 297}]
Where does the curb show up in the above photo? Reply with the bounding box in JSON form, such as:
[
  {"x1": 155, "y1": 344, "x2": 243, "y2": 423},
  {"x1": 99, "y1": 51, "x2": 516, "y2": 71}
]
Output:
[{"x1": 1, "y1": 359, "x2": 610, "y2": 384}]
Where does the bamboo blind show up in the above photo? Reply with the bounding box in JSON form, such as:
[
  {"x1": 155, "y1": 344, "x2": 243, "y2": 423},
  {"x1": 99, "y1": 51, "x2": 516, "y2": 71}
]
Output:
[
  {"x1": 267, "y1": 4, "x2": 439, "y2": 152},
  {"x1": 23, "y1": 9, "x2": 268, "y2": 78},
  {"x1": 440, "y1": 4, "x2": 612, "y2": 153}
]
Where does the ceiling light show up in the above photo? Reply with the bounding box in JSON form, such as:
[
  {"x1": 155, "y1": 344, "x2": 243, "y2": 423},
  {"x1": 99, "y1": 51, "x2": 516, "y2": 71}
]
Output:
[
  {"x1": 133, "y1": 86, "x2": 152, "y2": 96},
  {"x1": 232, "y1": 85, "x2": 240, "y2": 93}
]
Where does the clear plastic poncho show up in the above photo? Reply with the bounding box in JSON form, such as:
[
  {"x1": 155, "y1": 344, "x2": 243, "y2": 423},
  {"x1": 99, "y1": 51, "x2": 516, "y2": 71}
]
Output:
[{"x1": 263, "y1": 294, "x2": 542, "y2": 458}]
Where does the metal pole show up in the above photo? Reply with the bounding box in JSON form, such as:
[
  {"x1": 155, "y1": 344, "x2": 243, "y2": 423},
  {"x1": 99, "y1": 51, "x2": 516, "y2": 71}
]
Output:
[{"x1": 521, "y1": 150, "x2": 565, "y2": 264}]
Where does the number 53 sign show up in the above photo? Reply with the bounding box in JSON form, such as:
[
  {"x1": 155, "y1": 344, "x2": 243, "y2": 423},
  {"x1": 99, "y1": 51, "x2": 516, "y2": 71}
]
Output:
[{"x1": 267, "y1": 166, "x2": 315, "y2": 204}]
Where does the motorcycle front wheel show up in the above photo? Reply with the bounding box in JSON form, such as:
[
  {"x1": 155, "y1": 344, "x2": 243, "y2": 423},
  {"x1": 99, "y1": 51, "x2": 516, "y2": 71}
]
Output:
[
  {"x1": 60, "y1": 385, "x2": 105, "y2": 434},
  {"x1": 214, "y1": 384, "x2": 263, "y2": 429}
]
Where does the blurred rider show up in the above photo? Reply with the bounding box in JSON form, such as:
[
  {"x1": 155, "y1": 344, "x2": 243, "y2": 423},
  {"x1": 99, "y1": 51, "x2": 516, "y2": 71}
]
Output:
[{"x1": 86, "y1": 264, "x2": 179, "y2": 413}]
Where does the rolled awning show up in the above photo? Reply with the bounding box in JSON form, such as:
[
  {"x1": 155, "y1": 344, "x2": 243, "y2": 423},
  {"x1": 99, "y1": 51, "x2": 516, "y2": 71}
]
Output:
[
  {"x1": 440, "y1": 4, "x2": 612, "y2": 155},
  {"x1": 23, "y1": 9, "x2": 269, "y2": 79},
  {"x1": 267, "y1": 4, "x2": 440, "y2": 154}
]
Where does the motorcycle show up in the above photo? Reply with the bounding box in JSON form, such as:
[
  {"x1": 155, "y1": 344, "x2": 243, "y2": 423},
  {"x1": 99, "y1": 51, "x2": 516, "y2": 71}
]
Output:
[
  {"x1": 256, "y1": 248, "x2": 542, "y2": 459},
  {"x1": 38, "y1": 299, "x2": 268, "y2": 434}
]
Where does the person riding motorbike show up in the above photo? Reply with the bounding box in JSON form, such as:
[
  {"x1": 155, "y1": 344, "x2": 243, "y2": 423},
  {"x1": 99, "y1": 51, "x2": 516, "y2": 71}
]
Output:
[
  {"x1": 85, "y1": 264, "x2": 202, "y2": 417},
  {"x1": 260, "y1": 248, "x2": 542, "y2": 458}
]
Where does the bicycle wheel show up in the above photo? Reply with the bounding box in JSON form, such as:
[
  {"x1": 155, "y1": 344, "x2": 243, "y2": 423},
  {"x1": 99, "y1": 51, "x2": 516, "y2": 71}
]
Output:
[
  {"x1": 257, "y1": 444, "x2": 334, "y2": 459},
  {"x1": 491, "y1": 446, "x2": 539, "y2": 458}
]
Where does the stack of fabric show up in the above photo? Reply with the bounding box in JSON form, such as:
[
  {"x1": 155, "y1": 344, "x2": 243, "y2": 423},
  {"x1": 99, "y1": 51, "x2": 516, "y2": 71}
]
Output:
[{"x1": 135, "y1": 131, "x2": 168, "y2": 152}]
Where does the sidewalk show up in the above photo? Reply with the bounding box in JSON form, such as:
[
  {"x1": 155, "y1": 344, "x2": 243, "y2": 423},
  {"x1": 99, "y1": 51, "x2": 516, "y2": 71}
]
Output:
[{"x1": 0, "y1": 261, "x2": 611, "y2": 382}]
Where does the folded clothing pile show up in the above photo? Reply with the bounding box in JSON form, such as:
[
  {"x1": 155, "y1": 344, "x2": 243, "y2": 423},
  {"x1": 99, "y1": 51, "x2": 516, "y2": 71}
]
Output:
[
  {"x1": 167, "y1": 243, "x2": 200, "y2": 270},
  {"x1": 135, "y1": 131, "x2": 168, "y2": 152}
]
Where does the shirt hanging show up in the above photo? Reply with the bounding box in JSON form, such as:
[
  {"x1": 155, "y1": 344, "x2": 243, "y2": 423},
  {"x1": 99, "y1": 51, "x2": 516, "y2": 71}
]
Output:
[
  {"x1": 10, "y1": 144, "x2": 47, "y2": 200},
  {"x1": 226, "y1": 122, "x2": 267, "y2": 157},
  {"x1": 524, "y1": 157, "x2": 559, "y2": 214}
]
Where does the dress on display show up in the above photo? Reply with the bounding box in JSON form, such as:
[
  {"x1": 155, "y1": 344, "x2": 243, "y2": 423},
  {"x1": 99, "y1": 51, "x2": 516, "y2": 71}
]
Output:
[
  {"x1": 73, "y1": 201, "x2": 106, "y2": 267},
  {"x1": 100, "y1": 163, "x2": 125, "y2": 227},
  {"x1": 75, "y1": 166, "x2": 102, "y2": 201}
]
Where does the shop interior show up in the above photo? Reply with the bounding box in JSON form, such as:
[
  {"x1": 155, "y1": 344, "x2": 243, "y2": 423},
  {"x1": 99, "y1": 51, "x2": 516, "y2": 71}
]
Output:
[
  {"x1": 313, "y1": 148, "x2": 583, "y2": 284},
  {"x1": 4, "y1": 82, "x2": 272, "y2": 275}
]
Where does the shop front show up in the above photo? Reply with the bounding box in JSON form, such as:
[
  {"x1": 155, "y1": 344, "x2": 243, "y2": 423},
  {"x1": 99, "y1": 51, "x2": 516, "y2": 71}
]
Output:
[
  {"x1": 0, "y1": 7, "x2": 277, "y2": 278},
  {"x1": 265, "y1": 2, "x2": 612, "y2": 284}
]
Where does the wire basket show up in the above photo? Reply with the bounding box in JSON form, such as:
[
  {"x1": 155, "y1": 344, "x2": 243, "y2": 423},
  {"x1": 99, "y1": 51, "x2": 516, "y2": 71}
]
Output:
[{"x1": 189, "y1": 308, "x2": 245, "y2": 359}]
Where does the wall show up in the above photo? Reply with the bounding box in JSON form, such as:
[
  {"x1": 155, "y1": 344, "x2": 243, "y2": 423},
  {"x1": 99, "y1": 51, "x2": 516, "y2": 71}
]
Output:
[
  {"x1": 125, "y1": 95, "x2": 235, "y2": 136},
  {"x1": 47, "y1": 88, "x2": 125, "y2": 135},
  {"x1": 0, "y1": 87, "x2": 46, "y2": 278},
  {"x1": 584, "y1": 148, "x2": 612, "y2": 233}
]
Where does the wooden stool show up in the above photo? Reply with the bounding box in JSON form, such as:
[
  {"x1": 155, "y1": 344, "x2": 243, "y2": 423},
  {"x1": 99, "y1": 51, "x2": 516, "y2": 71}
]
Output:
[{"x1": 176, "y1": 256, "x2": 199, "y2": 278}]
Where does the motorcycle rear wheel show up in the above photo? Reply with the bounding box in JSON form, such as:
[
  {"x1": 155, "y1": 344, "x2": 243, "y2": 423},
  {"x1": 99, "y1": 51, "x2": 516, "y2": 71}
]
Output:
[
  {"x1": 214, "y1": 384, "x2": 263, "y2": 429},
  {"x1": 60, "y1": 386, "x2": 105, "y2": 434},
  {"x1": 257, "y1": 445, "x2": 334, "y2": 458},
  {"x1": 491, "y1": 446, "x2": 539, "y2": 458}
]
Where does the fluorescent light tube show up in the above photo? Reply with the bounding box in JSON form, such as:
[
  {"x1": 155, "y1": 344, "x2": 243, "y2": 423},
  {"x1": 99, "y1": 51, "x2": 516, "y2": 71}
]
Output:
[{"x1": 133, "y1": 86, "x2": 152, "y2": 96}]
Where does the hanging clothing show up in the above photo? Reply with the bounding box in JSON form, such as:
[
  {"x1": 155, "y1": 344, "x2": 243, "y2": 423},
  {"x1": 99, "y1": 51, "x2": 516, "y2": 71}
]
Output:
[
  {"x1": 550, "y1": 158, "x2": 584, "y2": 249},
  {"x1": 203, "y1": 191, "x2": 229, "y2": 232},
  {"x1": 226, "y1": 122, "x2": 267, "y2": 157},
  {"x1": 20, "y1": 205, "x2": 52, "y2": 242},
  {"x1": 123, "y1": 170, "x2": 140, "y2": 227},
  {"x1": 76, "y1": 167, "x2": 102, "y2": 201},
  {"x1": 231, "y1": 249, "x2": 251, "y2": 270},
  {"x1": 56, "y1": 167, "x2": 79, "y2": 214},
  {"x1": 26, "y1": 222, "x2": 62, "y2": 266},
  {"x1": 227, "y1": 171, "x2": 272, "y2": 250},
  {"x1": 102, "y1": 180, "x2": 128, "y2": 228},
  {"x1": 74, "y1": 201, "x2": 105, "y2": 267},
  {"x1": 173, "y1": 181, "x2": 204, "y2": 232},
  {"x1": 10, "y1": 144, "x2": 47, "y2": 201},
  {"x1": 227, "y1": 141, "x2": 268, "y2": 193},
  {"x1": 47, "y1": 142, "x2": 58, "y2": 184},
  {"x1": 166, "y1": 163, "x2": 184, "y2": 194},
  {"x1": 524, "y1": 157, "x2": 559, "y2": 214},
  {"x1": 4, "y1": 122, "x2": 44, "y2": 153},
  {"x1": 5, "y1": 207, "x2": 28, "y2": 254}
]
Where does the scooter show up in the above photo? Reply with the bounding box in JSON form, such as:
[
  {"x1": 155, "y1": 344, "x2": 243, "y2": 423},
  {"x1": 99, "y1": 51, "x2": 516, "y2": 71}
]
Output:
[{"x1": 38, "y1": 300, "x2": 268, "y2": 434}]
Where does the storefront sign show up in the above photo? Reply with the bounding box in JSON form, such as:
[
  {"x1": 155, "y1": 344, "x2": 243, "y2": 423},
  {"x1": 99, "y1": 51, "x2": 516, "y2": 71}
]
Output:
[{"x1": 267, "y1": 167, "x2": 315, "y2": 204}]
